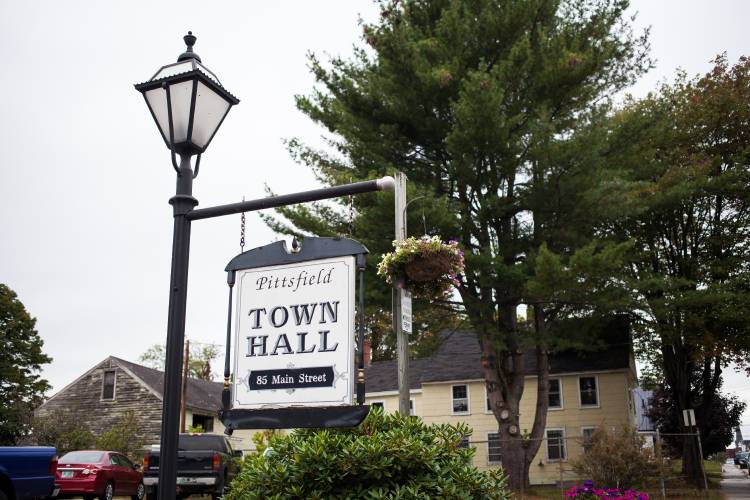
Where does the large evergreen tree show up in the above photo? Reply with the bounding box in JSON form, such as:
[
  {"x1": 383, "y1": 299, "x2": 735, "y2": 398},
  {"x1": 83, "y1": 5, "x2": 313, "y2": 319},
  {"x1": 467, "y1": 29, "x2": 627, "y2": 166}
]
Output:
[
  {"x1": 267, "y1": 0, "x2": 649, "y2": 488},
  {"x1": 0, "y1": 284, "x2": 52, "y2": 444}
]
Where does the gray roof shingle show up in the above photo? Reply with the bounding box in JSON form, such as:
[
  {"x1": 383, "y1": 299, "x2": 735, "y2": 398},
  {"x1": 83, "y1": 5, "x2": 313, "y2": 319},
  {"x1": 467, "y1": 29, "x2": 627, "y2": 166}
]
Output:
[
  {"x1": 112, "y1": 357, "x2": 222, "y2": 413},
  {"x1": 365, "y1": 321, "x2": 631, "y2": 393}
]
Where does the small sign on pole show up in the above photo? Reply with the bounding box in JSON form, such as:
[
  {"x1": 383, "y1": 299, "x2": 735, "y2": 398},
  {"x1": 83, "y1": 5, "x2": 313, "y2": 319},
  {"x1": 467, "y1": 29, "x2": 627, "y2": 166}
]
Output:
[
  {"x1": 683, "y1": 408, "x2": 696, "y2": 427},
  {"x1": 400, "y1": 289, "x2": 412, "y2": 334}
]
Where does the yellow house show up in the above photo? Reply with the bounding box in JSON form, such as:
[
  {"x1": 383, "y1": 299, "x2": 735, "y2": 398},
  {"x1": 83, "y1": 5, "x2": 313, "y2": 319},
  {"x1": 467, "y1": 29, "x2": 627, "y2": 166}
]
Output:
[{"x1": 363, "y1": 328, "x2": 639, "y2": 485}]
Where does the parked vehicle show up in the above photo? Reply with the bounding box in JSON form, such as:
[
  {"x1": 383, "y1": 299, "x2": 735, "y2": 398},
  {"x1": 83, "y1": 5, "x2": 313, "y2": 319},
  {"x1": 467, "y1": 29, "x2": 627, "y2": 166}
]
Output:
[
  {"x1": 56, "y1": 450, "x2": 144, "y2": 500},
  {"x1": 738, "y1": 452, "x2": 750, "y2": 469},
  {"x1": 0, "y1": 446, "x2": 59, "y2": 500},
  {"x1": 143, "y1": 434, "x2": 240, "y2": 499}
]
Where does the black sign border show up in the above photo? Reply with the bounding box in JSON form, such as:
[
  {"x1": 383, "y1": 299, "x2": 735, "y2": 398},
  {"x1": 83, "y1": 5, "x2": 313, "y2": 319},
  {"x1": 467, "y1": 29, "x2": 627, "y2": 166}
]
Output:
[{"x1": 220, "y1": 236, "x2": 370, "y2": 431}]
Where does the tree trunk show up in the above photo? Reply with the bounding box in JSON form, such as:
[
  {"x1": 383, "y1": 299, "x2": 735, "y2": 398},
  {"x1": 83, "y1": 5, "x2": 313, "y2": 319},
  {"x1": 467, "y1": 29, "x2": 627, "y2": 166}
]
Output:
[
  {"x1": 481, "y1": 305, "x2": 550, "y2": 491},
  {"x1": 661, "y1": 337, "x2": 704, "y2": 486}
]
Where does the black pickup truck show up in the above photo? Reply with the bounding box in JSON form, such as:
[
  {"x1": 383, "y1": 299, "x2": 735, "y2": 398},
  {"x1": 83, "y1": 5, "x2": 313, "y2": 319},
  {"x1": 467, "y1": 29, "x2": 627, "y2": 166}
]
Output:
[{"x1": 142, "y1": 434, "x2": 240, "y2": 500}]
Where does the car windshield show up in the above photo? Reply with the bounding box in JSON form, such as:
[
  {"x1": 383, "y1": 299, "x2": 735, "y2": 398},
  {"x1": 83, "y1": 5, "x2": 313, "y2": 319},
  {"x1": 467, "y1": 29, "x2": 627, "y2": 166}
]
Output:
[{"x1": 60, "y1": 451, "x2": 105, "y2": 464}]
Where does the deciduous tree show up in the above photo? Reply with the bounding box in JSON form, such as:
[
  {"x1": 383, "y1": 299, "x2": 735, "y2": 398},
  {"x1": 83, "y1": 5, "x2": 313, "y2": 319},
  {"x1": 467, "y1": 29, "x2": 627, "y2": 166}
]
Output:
[
  {"x1": 139, "y1": 342, "x2": 220, "y2": 381},
  {"x1": 0, "y1": 283, "x2": 52, "y2": 444},
  {"x1": 603, "y1": 55, "x2": 750, "y2": 484}
]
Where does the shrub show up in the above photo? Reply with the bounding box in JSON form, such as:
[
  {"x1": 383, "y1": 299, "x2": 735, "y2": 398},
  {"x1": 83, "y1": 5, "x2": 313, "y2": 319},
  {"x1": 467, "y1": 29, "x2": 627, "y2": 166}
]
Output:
[
  {"x1": 226, "y1": 408, "x2": 510, "y2": 499},
  {"x1": 32, "y1": 409, "x2": 95, "y2": 454},
  {"x1": 572, "y1": 425, "x2": 658, "y2": 490},
  {"x1": 95, "y1": 411, "x2": 144, "y2": 460},
  {"x1": 250, "y1": 429, "x2": 279, "y2": 454}
]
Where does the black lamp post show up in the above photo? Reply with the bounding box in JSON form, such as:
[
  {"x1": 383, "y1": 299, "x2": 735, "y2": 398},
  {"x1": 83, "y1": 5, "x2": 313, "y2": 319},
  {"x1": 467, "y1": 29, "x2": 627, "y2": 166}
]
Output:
[
  {"x1": 135, "y1": 32, "x2": 393, "y2": 500},
  {"x1": 134, "y1": 32, "x2": 239, "y2": 499}
]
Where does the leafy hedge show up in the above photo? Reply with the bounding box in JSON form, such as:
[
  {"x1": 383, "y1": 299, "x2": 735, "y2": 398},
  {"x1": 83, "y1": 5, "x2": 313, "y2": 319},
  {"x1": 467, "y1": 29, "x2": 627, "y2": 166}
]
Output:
[{"x1": 226, "y1": 409, "x2": 510, "y2": 499}]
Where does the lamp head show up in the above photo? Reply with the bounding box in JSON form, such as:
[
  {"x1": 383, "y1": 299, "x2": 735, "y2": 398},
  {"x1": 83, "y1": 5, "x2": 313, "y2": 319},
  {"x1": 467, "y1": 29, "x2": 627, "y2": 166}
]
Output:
[{"x1": 134, "y1": 32, "x2": 239, "y2": 156}]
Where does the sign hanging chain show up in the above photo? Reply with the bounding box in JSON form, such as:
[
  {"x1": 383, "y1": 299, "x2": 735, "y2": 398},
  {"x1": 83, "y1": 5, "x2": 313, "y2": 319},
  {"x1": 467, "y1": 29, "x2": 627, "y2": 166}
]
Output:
[
  {"x1": 240, "y1": 196, "x2": 246, "y2": 252},
  {"x1": 348, "y1": 177, "x2": 354, "y2": 236}
]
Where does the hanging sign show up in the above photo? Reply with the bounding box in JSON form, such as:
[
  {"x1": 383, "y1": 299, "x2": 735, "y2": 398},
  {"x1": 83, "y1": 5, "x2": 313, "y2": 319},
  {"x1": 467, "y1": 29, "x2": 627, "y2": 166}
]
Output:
[
  {"x1": 225, "y1": 238, "x2": 368, "y2": 415},
  {"x1": 232, "y1": 256, "x2": 354, "y2": 408}
]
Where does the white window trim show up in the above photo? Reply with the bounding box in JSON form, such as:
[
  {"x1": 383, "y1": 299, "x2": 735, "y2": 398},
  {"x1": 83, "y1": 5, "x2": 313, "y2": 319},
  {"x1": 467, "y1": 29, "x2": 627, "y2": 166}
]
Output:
[
  {"x1": 581, "y1": 426, "x2": 596, "y2": 452},
  {"x1": 101, "y1": 369, "x2": 117, "y2": 401},
  {"x1": 451, "y1": 384, "x2": 470, "y2": 415},
  {"x1": 484, "y1": 385, "x2": 492, "y2": 414},
  {"x1": 370, "y1": 400, "x2": 385, "y2": 411},
  {"x1": 409, "y1": 398, "x2": 416, "y2": 416},
  {"x1": 548, "y1": 377, "x2": 564, "y2": 411},
  {"x1": 486, "y1": 432, "x2": 502, "y2": 465},
  {"x1": 545, "y1": 428, "x2": 567, "y2": 462},
  {"x1": 577, "y1": 375, "x2": 600, "y2": 408}
]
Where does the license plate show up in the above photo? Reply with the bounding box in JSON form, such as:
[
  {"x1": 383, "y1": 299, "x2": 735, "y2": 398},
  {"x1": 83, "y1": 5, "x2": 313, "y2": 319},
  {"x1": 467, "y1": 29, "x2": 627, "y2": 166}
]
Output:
[
  {"x1": 177, "y1": 477, "x2": 197, "y2": 485},
  {"x1": 61, "y1": 470, "x2": 74, "y2": 478}
]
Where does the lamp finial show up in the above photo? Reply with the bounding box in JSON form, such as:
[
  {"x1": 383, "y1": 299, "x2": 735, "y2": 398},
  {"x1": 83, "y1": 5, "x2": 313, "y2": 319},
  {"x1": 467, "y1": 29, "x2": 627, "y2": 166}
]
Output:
[{"x1": 178, "y1": 31, "x2": 201, "y2": 62}]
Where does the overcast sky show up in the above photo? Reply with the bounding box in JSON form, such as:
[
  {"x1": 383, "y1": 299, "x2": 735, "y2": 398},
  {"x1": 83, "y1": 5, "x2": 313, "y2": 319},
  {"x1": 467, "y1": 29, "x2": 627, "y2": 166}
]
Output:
[{"x1": 1, "y1": 1, "x2": 748, "y2": 433}]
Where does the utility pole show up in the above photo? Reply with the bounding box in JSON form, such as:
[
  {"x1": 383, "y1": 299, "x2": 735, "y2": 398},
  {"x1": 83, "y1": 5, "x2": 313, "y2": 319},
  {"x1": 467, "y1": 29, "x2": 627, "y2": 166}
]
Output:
[
  {"x1": 394, "y1": 172, "x2": 410, "y2": 415},
  {"x1": 179, "y1": 339, "x2": 189, "y2": 433}
]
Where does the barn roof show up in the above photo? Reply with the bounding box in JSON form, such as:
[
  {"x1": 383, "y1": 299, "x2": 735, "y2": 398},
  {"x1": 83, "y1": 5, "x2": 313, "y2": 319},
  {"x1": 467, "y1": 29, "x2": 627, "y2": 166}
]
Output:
[{"x1": 112, "y1": 357, "x2": 222, "y2": 413}]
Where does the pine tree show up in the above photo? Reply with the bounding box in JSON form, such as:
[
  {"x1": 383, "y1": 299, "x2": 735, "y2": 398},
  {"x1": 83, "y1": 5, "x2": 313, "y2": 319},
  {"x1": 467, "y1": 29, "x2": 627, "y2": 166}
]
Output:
[
  {"x1": 0, "y1": 284, "x2": 52, "y2": 444},
  {"x1": 266, "y1": 0, "x2": 650, "y2": 488}
]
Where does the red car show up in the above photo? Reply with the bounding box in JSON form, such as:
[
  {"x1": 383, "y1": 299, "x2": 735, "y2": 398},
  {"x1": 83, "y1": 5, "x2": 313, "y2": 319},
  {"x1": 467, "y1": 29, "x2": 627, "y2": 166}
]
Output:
[{"x1": 56, "y1": 450, "x2": 145, "y2": 500}]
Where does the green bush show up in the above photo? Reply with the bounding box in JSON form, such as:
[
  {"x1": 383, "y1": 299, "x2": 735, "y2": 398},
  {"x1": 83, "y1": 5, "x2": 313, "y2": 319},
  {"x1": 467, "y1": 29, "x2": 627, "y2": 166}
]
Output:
[
  {"x1": 32, "y1": 409, "x2": 95, "y2": 454},
  {"x1": 572, "y1": 425, "x2": 659, "y2": 490},
  {"x1": 95, "y1": 411, "x2": 144, "y2": 460},
  {"x1": 226, "y1": 409, "x2": 510, "y2": 499}
]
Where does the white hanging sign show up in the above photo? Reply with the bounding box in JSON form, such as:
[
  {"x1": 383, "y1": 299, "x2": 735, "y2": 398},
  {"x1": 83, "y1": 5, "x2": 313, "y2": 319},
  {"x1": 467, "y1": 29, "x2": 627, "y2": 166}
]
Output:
[{"x1": 231, "y1": 256, "x2": 355, "y2": 408}]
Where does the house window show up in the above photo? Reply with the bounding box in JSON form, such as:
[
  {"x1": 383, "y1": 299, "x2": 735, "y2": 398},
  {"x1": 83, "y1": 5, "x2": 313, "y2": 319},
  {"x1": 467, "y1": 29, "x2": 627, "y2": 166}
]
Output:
[
  {"x1": 409, "y1": 399, "x2": 415, "y2": 416},
  {"x1": 546, "y1": 429, "x2": 566, "y2": 461},
  {"x1": 581, "y1": 427, "x2": 596, "y2": 453},
  {"x1": 101, "y1": 370, "x2": 116, "y2": 400},
  {"x1": 579, "y1": 376, "x2": 599, "y2": 407},
  {"x1": 452, "y1": 384, "x2": 469, "y2": 414},
  {"x1": 371, "y1": 401, "x2": 384, "y2": 410},
  {"x1": 487, "y1": 433, "x2": 502, "y2": 464},
  {"x1": 548, "y1": 378, "x2": 562, "y2": 409},
  {"x1": 459, "y1": 435, "x2": 470, "y2": 448},
  {"x1": 192, "y1": 414, "x2": 214, "y2": 432}
]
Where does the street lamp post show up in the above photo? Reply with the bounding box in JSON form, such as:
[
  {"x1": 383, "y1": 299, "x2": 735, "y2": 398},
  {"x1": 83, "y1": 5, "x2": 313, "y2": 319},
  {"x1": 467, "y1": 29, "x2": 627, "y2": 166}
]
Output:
[
  {"x1": 135, "y1": 33, "x2": 239, "y2": 499},
  {"x1": 135, "y1": 33, "x2": 394, "y2": 499}
]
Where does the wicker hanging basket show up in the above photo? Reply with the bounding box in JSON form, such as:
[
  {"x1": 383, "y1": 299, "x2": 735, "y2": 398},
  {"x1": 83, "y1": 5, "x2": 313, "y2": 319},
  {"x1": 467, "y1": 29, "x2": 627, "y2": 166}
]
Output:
[
  {"x1": 404, "y1": 252, "x2": 453, "y2": 282},
  {"x1": 377, "y1": 236, "x2": 465, "y2": 299}
]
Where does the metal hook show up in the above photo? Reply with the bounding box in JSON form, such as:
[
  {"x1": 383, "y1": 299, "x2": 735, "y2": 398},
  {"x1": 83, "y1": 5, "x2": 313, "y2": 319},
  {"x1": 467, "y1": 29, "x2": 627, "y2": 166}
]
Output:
[
  {"x1": 403, "y1": 195, "x2": 427, "y2": 235},
  {"x1": 192, "y1": 154, "x2": 201, "y2": 178}
]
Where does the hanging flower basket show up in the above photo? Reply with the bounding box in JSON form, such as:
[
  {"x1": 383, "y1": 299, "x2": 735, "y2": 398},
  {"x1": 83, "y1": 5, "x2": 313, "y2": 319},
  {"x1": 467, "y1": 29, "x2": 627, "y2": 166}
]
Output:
[{"x1": 377, "y1": 236, "x2": 464, "y2": 299}]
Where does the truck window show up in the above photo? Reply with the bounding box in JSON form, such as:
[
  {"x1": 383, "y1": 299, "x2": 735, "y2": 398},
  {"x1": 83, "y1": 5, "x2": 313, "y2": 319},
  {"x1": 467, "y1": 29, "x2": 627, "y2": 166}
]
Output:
[{"x1": 178, "y1": 435, "x2": 227, "y2": 453}]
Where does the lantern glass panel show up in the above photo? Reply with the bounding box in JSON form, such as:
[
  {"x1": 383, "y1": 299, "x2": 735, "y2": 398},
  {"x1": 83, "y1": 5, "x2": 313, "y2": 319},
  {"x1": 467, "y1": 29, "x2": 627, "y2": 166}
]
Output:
[
  {"x1": 195, "y1": 62, "x2": 221, "y2": 84},
  {"x1": 144, "y1": 87, "x2": 169, "y2": 142},
  {"x1": 191, "y1": 81, "x2": 231, "y2": 149},
  {"x1": 168, "y1": 80, "x2": 195, "y2": 143},
  {"x1": 153, "y1": 61, "x2": 195, "y2": 81}
]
